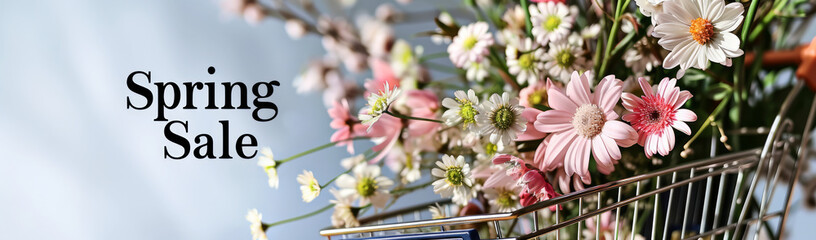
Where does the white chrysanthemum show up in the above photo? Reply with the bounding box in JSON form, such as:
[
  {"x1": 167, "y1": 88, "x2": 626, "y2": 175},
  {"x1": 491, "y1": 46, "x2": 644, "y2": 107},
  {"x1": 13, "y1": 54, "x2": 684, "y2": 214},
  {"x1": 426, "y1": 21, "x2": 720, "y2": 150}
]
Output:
[
  {"x1": 297, "y1": 170, "x2": 321, "y2": 203},
  {"x1": 341, "y1": 154, "x2": 366, "y2": 170},
  {"x1": 581, "y1": 24, "x2": 602, "y2": 39},
  {"x1": 336, "y1": 163, "x2": 394, "y2": 209},
  {"x1": 529, "y1": 2, "x2": 574, "y2": 46},
  {"x1": 635, "y1": 0, "x2": 665, "y2": 21},
  {"x1": 507, "y1": 38, "x2": 545, "y2": 85},
  {"x1": 432, "y1": 155, "x2": 474, "y2": 205},
  {"x1": 476, "y1": 93, "x2": 527, "y2": 146},
  {"x1": 428, "y1": 203, "x2": 448, "y2": 219},
  {"x1": 653, "y1": 0, "x2": 744, "y2": 78},
  {"x1": 390, "y1": 39, "x2": 422, "y2": 79},
  {"x1": 400, "y1": 150, "x2": 422, "y2": 184},
  {"x1": 441, "y1": 89, "x2": 481, "y2": 131},
  {"x1": 465, "y1": 60, "x2": 491, "y2": 82},
  {"x1": 359, "y1": 83, "x2": 402, "y2": 131},
  {"x1": 542, "y1": 42, "x2": 587, "y2": 82},
  {"x1": 329, "y1": 189, "x2": 360, "y2": 228},
  {"x1": 447, "y1": 22, "x2": 494, "y2": 67},
  {"x1": 245, "y1": 209, "x2": 268, "y2": 240},
  {"x1": 257, "y1": 147, "x2": 279, "y2": 189},
  {"x1": 624, "y1": 37, "x2": 662, "y2": 75},
  {"x1": 485, "y1": 188, "x2": 521, "y2": 213}
]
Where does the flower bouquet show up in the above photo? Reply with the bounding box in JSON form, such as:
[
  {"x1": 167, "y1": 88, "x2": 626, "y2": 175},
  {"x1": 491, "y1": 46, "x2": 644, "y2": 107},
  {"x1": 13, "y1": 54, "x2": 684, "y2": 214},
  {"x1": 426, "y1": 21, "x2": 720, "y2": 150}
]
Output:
[{"x1": 223, "y1": 0, "x2": 816, "y2": 239}]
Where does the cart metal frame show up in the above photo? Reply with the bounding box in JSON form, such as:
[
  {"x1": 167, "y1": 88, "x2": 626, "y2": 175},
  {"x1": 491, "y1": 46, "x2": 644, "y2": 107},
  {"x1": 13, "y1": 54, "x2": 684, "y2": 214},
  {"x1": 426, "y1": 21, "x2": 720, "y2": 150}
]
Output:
[{"x1": 320, "y1": 81, "x2": 816, "y2": 240}]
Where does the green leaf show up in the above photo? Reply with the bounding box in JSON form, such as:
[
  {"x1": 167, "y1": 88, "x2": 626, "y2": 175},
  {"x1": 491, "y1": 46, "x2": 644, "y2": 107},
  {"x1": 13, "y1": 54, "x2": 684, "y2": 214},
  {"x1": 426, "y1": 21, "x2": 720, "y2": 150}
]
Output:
[
  {"x1": 729, "y1": 106, "x2": 740, "y2": 123},
  {"x1": 708, "y1": 83, "x2": 732, "y2": 101}
]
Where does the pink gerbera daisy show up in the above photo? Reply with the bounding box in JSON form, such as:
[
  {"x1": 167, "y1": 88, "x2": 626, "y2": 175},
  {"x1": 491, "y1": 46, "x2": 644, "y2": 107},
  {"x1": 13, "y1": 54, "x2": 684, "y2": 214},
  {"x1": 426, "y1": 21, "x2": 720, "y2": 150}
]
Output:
[
  {"x1": 534, "y1": 71, "x2": 638, "y2": 183},
  {"x1": 621, "y1": 77, "x2": 697, "y2": 157}
]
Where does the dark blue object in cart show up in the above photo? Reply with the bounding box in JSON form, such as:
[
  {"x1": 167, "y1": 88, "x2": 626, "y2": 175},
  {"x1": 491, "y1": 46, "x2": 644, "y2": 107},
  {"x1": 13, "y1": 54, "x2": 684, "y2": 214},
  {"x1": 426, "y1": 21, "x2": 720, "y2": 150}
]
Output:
[{"x1": 346, "y1": 229, "x2": 480, "y2": 240}]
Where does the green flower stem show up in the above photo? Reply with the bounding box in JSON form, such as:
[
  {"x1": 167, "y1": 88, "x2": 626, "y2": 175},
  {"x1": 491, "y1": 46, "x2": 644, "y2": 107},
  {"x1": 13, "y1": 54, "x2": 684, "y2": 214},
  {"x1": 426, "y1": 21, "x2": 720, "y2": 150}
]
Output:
[
  {"x1": 419, "y1": 52, "x2": 449, "y2": 63},
  {"x1": 384, "y1": 110, "x2": 444, "y2": 123},
  {"x1": 320, "y1": 168, "x2": 353, "y2": 189},
  {"x1": 749, "y1": 0, "x2": 788, "y2": 42},
  {"x1": 278, "y1": 136, "x2": 371, "y2": 164},
  {"x1": 265, "y1": 203, "x2": 334, "y2": 228},
  {"x1": 519, "y1": 0, "x2": 533, "y2": 37},
  {"x1": 740, "y1": 0, "x2": 762, "y2": 45},
  {"x1": 682, "y1": 95, "x2": 732, "y2": 151},
  {"x1": 598, "y1": 0, "x2": 631, "y2": 78}
]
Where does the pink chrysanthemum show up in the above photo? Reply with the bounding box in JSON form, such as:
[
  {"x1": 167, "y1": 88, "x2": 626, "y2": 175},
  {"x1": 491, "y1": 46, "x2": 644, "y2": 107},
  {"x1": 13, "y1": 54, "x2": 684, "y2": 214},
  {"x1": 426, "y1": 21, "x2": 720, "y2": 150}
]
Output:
[
  {"x1": 534, "y1": 71, "x2": 638, "y2": 183},
  {"x1": 621, "y1": 77, "x2": 697, "y2": 158}
]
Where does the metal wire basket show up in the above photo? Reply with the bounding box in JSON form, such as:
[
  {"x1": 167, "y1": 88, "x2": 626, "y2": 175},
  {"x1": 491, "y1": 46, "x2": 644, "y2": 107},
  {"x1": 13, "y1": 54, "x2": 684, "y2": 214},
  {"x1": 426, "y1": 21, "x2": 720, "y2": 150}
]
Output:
[{"x1": 320, "y1": 80, "x2": 816, "y2": 240}]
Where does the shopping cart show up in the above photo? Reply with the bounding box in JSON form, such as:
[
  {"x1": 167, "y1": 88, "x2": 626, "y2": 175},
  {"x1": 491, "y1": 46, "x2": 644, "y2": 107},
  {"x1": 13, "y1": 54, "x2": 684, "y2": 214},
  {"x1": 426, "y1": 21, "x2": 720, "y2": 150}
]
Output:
[{"x1": 319, "y1": 44, "x2": 816, "y2": 240}]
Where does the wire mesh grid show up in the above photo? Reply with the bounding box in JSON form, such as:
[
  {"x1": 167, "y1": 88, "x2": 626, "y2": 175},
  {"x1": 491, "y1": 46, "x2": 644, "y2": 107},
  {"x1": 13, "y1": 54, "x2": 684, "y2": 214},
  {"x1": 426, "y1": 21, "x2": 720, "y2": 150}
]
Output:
[{"x1": 319, "y1": 81, "x2": 816, "y2": 240}]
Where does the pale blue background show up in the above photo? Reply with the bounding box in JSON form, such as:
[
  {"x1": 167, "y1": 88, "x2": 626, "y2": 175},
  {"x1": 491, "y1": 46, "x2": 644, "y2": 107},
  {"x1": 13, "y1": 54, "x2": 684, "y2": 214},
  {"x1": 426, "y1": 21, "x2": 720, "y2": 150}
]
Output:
[{"x1": 0, "y1": 0, "x2": 815, "y2": 239}]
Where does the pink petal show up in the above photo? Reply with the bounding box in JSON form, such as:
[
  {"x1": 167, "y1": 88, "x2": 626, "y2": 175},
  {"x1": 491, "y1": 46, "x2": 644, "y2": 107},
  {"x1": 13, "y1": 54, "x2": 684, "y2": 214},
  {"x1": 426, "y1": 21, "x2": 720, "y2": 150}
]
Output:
[
  {"x1": 621, "y1": 92, "x2": 644, "y2": 112},
  {"x1": 644, "y1": 135, "x2": 656, "y2": 158},
  {"x1": 592, "y1": 136, "x2": 615, "y2": 175},
  {"x1": 601, "y1": 120, "x2": 638, "y2": 147},
  {"x1": 548, "y1": 86, "x2": 578, "y2": 112},
  {"x1": 672, "y1": 120, "x2": 692, "y2": 135},
  {"x1": 534, "y1": 138, "x2": 549, "y2": 170},
  {"x1": 658, "y1": 130, "x2": 671, "y2": 156},
  {"x1": 622, "y1": 113, "x2": 637, "y2": 123},
  {"x1": 666, "y1": 127, "x2": 676, "y2": 150},
  {"x1": 535, "y1": 110, "x2": 575, "y2": 133},
  {"x1": 638, "y1": 77, "x2": 653, "y2": 97},
  {"x1": 492, "y1": 154, "x2": 512, "y2": 164},
  {"x1": 596, "y1": 76, "x2": 622, "y2": 111},
  {"x1": 599, "y1": 134, "x2": 621, "y2": 160},
  {"x1": 567, "y1": 71, "x2": 593, "y2": 106},
  {"x1": 674, "y1": 91, "x2": 693, "y2": 109},
  {"x1": 544, "y1": 130, "x2": 576, "y2": 171},
  {"x1": 675, "y1": 109, "x2": 697, "y2": 122}
]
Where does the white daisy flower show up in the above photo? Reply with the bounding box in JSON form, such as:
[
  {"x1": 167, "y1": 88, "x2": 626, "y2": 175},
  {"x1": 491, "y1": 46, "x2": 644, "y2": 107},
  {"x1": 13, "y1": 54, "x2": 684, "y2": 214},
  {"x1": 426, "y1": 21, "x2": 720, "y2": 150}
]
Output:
[
  {"x1": 441, "y1": 89, "x2": 481, "y2": 131},
  {"x1": 336, "y1": 163, "x2": 394, "y2": 209},
  {"x1": 465, "y1": 60, "x2": 491, "y2": 82},
  {"x1": 359, "y1": 83, "x2": 402, "y2": 131},
  {"x1": 329, "y1": 189, "x2": 360, "y2": 228},
  {"x1": 507, "y1": 38, "x2": 545, "y2": 85},
  {"x1": 529, "y1": 1, "x2": 574, "y2": 46},
  {"x1": 624, "y1": 37, "x2": 662, "y2": 75},
  {"x1": 428, "y1": 203, "x2": 448, "y2": 219},
  {"x1": 484, "y1": 188, "x2": 521, "y2": 213},
  {"x1": 245, "y1": 209, "x2": 268, "y2": 240},
  {"x1": 476, "y1": 92, "x2": 527, "y2": 146},
  {"x1": 635, "y1": 0, "x2": 665, "y2": 22},
  {"x1": 297, "y1": 170, "x2": 321, "y2": 203},
  {"x1": 432, "y1": 155, "x2": 475, "y2": 205},
  {"x1": 341, "y1": 154, "x2": 366, "y2": 170},
  {"x1": 400, "y1": 150, "x2": 423, "y2": 184},
  {"x1": 581, "y1": 24, "x2": 602, "y2": 39},
  {"x1": 447, "y1": 21, "x2": 495, "y2": 67},
  {"x1": 542, "y1": 42, "x2": 587, "y2": 82},
  {"x1": 257, "y1": 147, "x2": 279, "y2": 189},
  {"x1": 390, "y1": 39, "x2": 422, "y2": 80},
  {"x1": 652, "y1": 0, "x2": 744, "y2": 78}
]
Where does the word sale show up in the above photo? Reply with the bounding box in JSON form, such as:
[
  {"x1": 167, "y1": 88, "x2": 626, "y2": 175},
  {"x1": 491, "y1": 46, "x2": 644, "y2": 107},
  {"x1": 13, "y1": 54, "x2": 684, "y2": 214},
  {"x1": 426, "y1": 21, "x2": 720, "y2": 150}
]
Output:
[{"x1": 126, "y1": 66, "x2": 280, "y2": 160}]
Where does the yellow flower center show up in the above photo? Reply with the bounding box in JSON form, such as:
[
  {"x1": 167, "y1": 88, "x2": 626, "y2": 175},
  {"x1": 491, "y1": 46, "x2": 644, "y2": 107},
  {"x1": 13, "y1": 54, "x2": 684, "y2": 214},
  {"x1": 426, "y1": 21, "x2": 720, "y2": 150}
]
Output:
[
  {"x1": 689, "y1": 18, "x2": 714, "y2": 45},
  {"x1": 497, "y1": 191, "x2": 515, "y2": 207},
  {"x1": 457, "y1": 99, "x2": 479, "y2": 128},
  {"x1": 445, "y1": 166, "x2": 465, "y2": 186},
  {"x1": 518, "y1": 53, "x2": 534, "y2": 69},
  {"x1": 556, "y1": 50, "x2": 576, "y2": 68},
  {"x1": 543, "y1": 15, "x2": 561, "y2": 32},
  {"x1": 485, "y1": 143, "x2": 498, "y2": 156},
  {"x1": 463, "y1": 36, "x2": 478, "y2": 50},
  {"x1": 492, "y1": 106, "x2": 515, "y2": 130},
  {"x1": 356, "y1": 177, "x2": 378, "y2": 197},
  {"x1": 572, "y1": 104, "x2": 606, "y2": 137},
  {"x1": 371, "y1": 96, "x2": 387, "y2": 113},
  {"x1": 528, "y1": 89, "x2": 549, "y2": 107}
]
